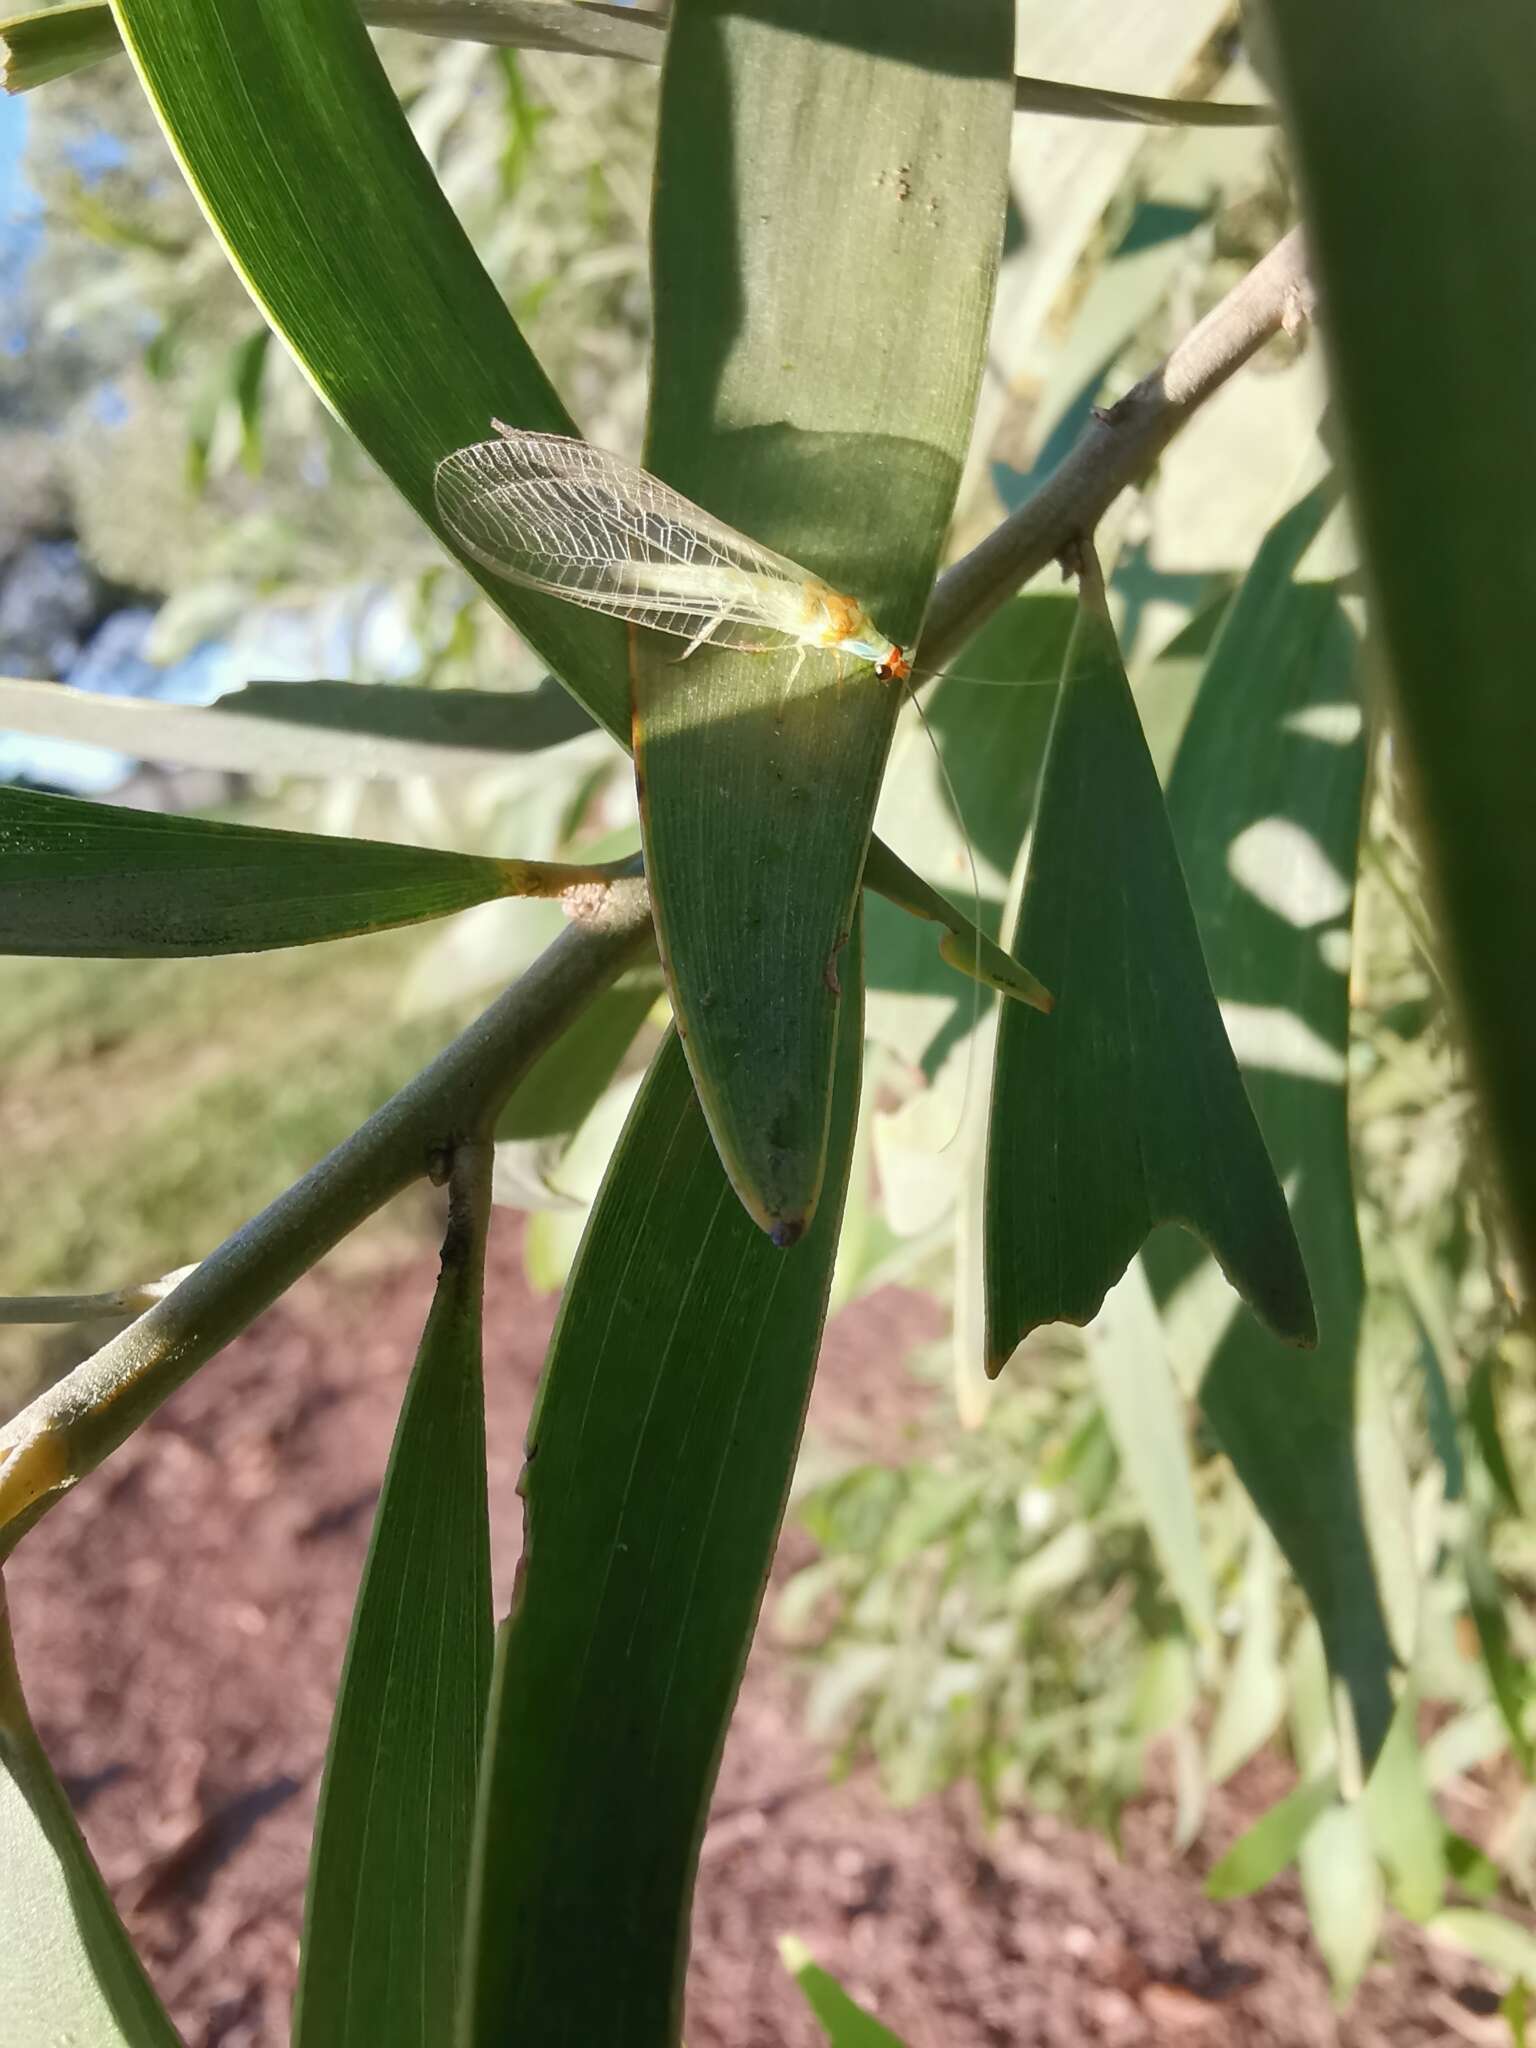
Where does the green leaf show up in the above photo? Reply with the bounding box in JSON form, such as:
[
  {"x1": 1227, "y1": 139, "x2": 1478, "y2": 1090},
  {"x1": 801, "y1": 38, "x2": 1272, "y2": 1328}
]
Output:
[
  {"x1": 106, "y1": 0, "x2": 1018, "y2": 1236},
  {"x1": 1204, "y1": 1772, "x2": 1337, "y2": 1899},
  {"x1": 0, "y1": 1589, "x2": 182, "y2": 2047},
  {"x1": 1257, "y1": 0, "x2": 1536, "y2": 1303},
  {"x1": 1464, "y1": 1531, "x2": 1535, "y2": 1778},
  {"x1": 780, "y1": 1936, "x2": 909, "y2": 2048},
  {"x1": 0, "y1": 676, "x2": 596, "y2": 781},
  {"x1": 1467, "y1": 1352, "x2": 1522, "y2": 1517},
  {"x1": 985, "y1": 553, "x2": 1315, "y2": 1368},
  {"x1": 1299, "y1": 1802, "x2": 1384, "y2": 2001},
  {"x1": 1362, "y1": 1692, "x2": 1446, "y2": 1922},
  {"x1": 1206, "y1": 1522, "x2": 1285, "y2": 1783},
  {"x1": 461, "y1": 930, "x2": 864, "y2": 2044},
  {"x1": 110, "y1": 0, "x2": 630, "y2": 738},
  {"x1": 1430, "y1": 1911, "x2": 1536, "y2": 1987},
  {"x1": 293, "y1": 1150, "x2": 493, "y2": 2048},
  {"x1": 633, "y1": 0, "x2": 1013, "y2": 1240},
  {"x1": 1159, "y1": 484, "x2": 1397, "y2": 1769},
  {"x1": 1083, "y1": 1261, "x2": 1216, "y2": 1643},
  {"x1": 0, "y1": 786, "x2": 583, "y2": 957},
  {"x1": 494, "y1": 972, "x2": 660, "y2": 1141},
  {"x1": 223, "y1": 677, "x2": 599, "y2": 755},
  {"x1": 1508, "y1": 1978, "x2": 1531, "y2": 2048},
  {"x1": 0, "y1": 0, "x2": 121, "y2": 89}
]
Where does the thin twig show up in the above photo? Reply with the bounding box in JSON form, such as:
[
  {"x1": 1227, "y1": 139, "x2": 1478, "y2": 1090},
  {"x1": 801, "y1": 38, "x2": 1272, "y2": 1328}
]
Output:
[
  {"x1": 921, "y1": 228, "x2": 1314, "y2": 671},
  {"x1": 0, "y1": 1266, "x2": 197, "y2": 1325},
  {"x1": 0, "y1": 880, "x2": 653, "y2": 1553}
]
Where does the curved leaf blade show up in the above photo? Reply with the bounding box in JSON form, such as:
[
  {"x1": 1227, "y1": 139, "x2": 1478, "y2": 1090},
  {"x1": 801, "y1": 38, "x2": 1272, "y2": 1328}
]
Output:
[
  {"x1": 293, "y1": 1150, "x2": 493, "y2": 2048},
  {"x1": 462, "y1": 932, "x2": 864, "y2": 2044},
  {"x1": 0, "y1": 786, "x2": 574, "y2": 957},
  {"x1": 635, "y1": 0, "x2": 1014, "y2": 1238},
  {"x1": 1160, "y1": 487, "x2": 1396, "y2": 1766},
  {"x1": 108, "y1": 0, "x2": 631, "y2": 737},
  {"x1": 1257, "y1": 0, "x2": 1536, "y2": 1301},
  {"x1": 0, "y1": 1587, "x2": 182, "y2": 2047},
  {"x1": 984, "y1": 557, "x2": 1315, "y2": 1368}
]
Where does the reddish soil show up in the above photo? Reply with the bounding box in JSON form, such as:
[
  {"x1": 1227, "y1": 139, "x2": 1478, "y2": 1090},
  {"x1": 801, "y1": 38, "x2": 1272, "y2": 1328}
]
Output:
[{"x1": 6, "y1": 1220, "x2": 1502, "y2": 2047}]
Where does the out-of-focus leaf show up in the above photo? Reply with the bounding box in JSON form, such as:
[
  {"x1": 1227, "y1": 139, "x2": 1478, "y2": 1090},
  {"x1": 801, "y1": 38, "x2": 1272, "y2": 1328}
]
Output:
[
  {"x1": 1258, "y1": 0, "x2": 1536, "y2": 1300},
  {"x1": 0, "y1": 786, "x2": 588, "y2": 957},
  {"x1": 495, "y1": 973, "x2": 660, "y2": 1141},
  {"x1": 1363, "y1": 1693, "x2": 1446, "y2": 1922},
  {"x1": 0, "y1": 0, "x2": 120, "y2": 89},
  {"x1": 110, "y1": 0, "x2": 631, "y2": 736},
  {"x1": 1299, "y1": 1803, "x2": 1384, "y2": 2001},
  {"x1": 1156, "y1": 484, "x2": 1395, "y2": 1769},
  {"x1": 0, "y1": 1588, "x2": 181, "y2": 2047},
  {"x1": 1430, "y1": 1911, "x2": 1536, "y2": 1987},
  {"x1": 0, "y1": 675, "x2": 596, "y2": 780},
  {"x1": 1467, "y1": 1353, "x2": 1522, "y2": 1516},
  {"x1": 1444, "y1": 1830, "x2": 1503, "y2": 1904},
  {"x1": 1507, "y1": 1978, "x2": 1531, "y2": 2048},
  {"x1": 1464, "y1": 1532, "x2": 1535, "y2": 1778},
  {"x1": 1397, "y1": 1236, "x2": 1466, "y2": 1501},
  {"x1": 293, "y1": 1150, "x2": 493, "y2": 2048},
  {"x1": 1084, "y1": 1262, "x2": 1215, "y2": 1643},
  {"x1": 985, "y1": 555, "x2": 1314, "y2": 1368},
  {"x1": 1204, "y1": 1772, "x2": 1336, "y2": 1899},
  {"x1": 780, "y1": 1936, "x2": 909, "y2": 2048},
  {"x1": 462, "y1": 932, "x2": 863, "y2": 2045},
  {"x1": 1206, "y1": 1522, "x2": 1285, "y2": 1783},
  {"x1": 633, "y1": 0, "x2": 1013, "y2": 1241}
]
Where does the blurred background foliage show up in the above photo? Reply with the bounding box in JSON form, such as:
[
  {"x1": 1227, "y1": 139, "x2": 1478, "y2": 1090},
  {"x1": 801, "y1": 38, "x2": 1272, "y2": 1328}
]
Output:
[{"x1": 1, "y1": 0, "x2": 1531, "y2": 1999}]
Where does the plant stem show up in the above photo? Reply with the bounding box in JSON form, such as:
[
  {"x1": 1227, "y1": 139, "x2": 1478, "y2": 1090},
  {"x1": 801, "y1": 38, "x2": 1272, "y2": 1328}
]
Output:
[
  {"x1": 922, "y1": 228, "x2": 1314, "y2": 670},
  {"x1": 0, "y1": 880, "x2": 653, "y2": 1554}
]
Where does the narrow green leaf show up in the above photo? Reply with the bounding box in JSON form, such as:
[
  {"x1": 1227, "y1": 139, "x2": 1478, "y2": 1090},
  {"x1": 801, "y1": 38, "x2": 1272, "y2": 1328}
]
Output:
[
  {"x1": 1299, "y1": 1803, "x2": 1384, "y2": 2001},
  {"x1": 223, "y1": 678, "x2": 598, "y2": 755},
  {"x1": 1206, "y1": 1523, "x2": 1285, "y2": 1784},
  {"x1": 1083, "y1": 1262, "x2": 1216, "y2": 1642},
  {"x1": 0, "y1": 786, "x2": 586, "y2": 957},
  {"x1": 1464, "y1": 1532, "x2": 1535, "y2": 1778},
  {"x1": 1467, "y1": 1352, "x2": 1522, "y2": 1517},
  {"x1": 985, "y1": 554, "x2": 1315, "y2": 1367},
  {"x1": 0, "y1": 1586, "x2": 182, "y2": 2047},
  {"x1": 1159, "y1": 485, "x2": 1397, "y2": 1769},
  {"x1": 0, "y1": 0, "x2": 120, "y2": 89},
  {"x1": 1508, "y1": 1978, "x2": 1531, "y2": 2048},
  {"x1": 1257, "y1": 0, "x2": 1536, "y2": 1301},
  {"x1": 634, "y1": 0, "x2": 1013, "y2": 1240},
  {"x1": 462, "y1": 930, "x2": 863, "y2": 2045},
  {"x1": 1444, "y1": 1830, "x2": 1503, "y2": 1904},
  {"x1": 1204, "y1": 1772, "x2": 1337, "y2": 1899},
  {"x1": 293, "y1": 1148, "x2": 493, "y2": 2048},
  {"x1": 109, "y1": 0, "x2": 631, "y2": 738},
  {"x1": 863, "y1": 839, "x2": 1052, "y2": 1013},
  {"x1": 107, "y1": 0, "x2": 1020, "y2": 1235},
  {"x1": 0, "y1": 676, "x2": 595, "y2": 782},
  {"x1": 780, "y1": 1936, "x2": 909, "y2": 2048},
  {"x1": 494, "y1": 972, "x2": 659, "y2": 1141},
  {"x1": 1362, "y1": 1693, "x2": 1447, "y2": 1922},
  {"x1": 1430, "y1": 1911, "x2": 1536, "y2": 1987}
]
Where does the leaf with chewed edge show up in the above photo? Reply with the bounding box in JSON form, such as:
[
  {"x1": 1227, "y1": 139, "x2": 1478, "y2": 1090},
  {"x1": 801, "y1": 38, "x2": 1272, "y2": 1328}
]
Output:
[{"x1": 985, "y1": 552, "x2": 1315, "y2": 1370}]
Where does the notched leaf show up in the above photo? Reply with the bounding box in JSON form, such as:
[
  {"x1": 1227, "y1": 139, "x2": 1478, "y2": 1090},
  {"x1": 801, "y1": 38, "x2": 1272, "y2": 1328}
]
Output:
[{"x1": 983, "y1": 554, "x2": 1316, "y2": 1372}]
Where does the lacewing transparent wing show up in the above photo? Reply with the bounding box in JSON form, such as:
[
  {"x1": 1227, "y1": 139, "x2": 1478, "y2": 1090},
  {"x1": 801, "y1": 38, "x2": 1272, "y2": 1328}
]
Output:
[{"x1": 433, "y1": 425, "x2": 911, "y2": 677}]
